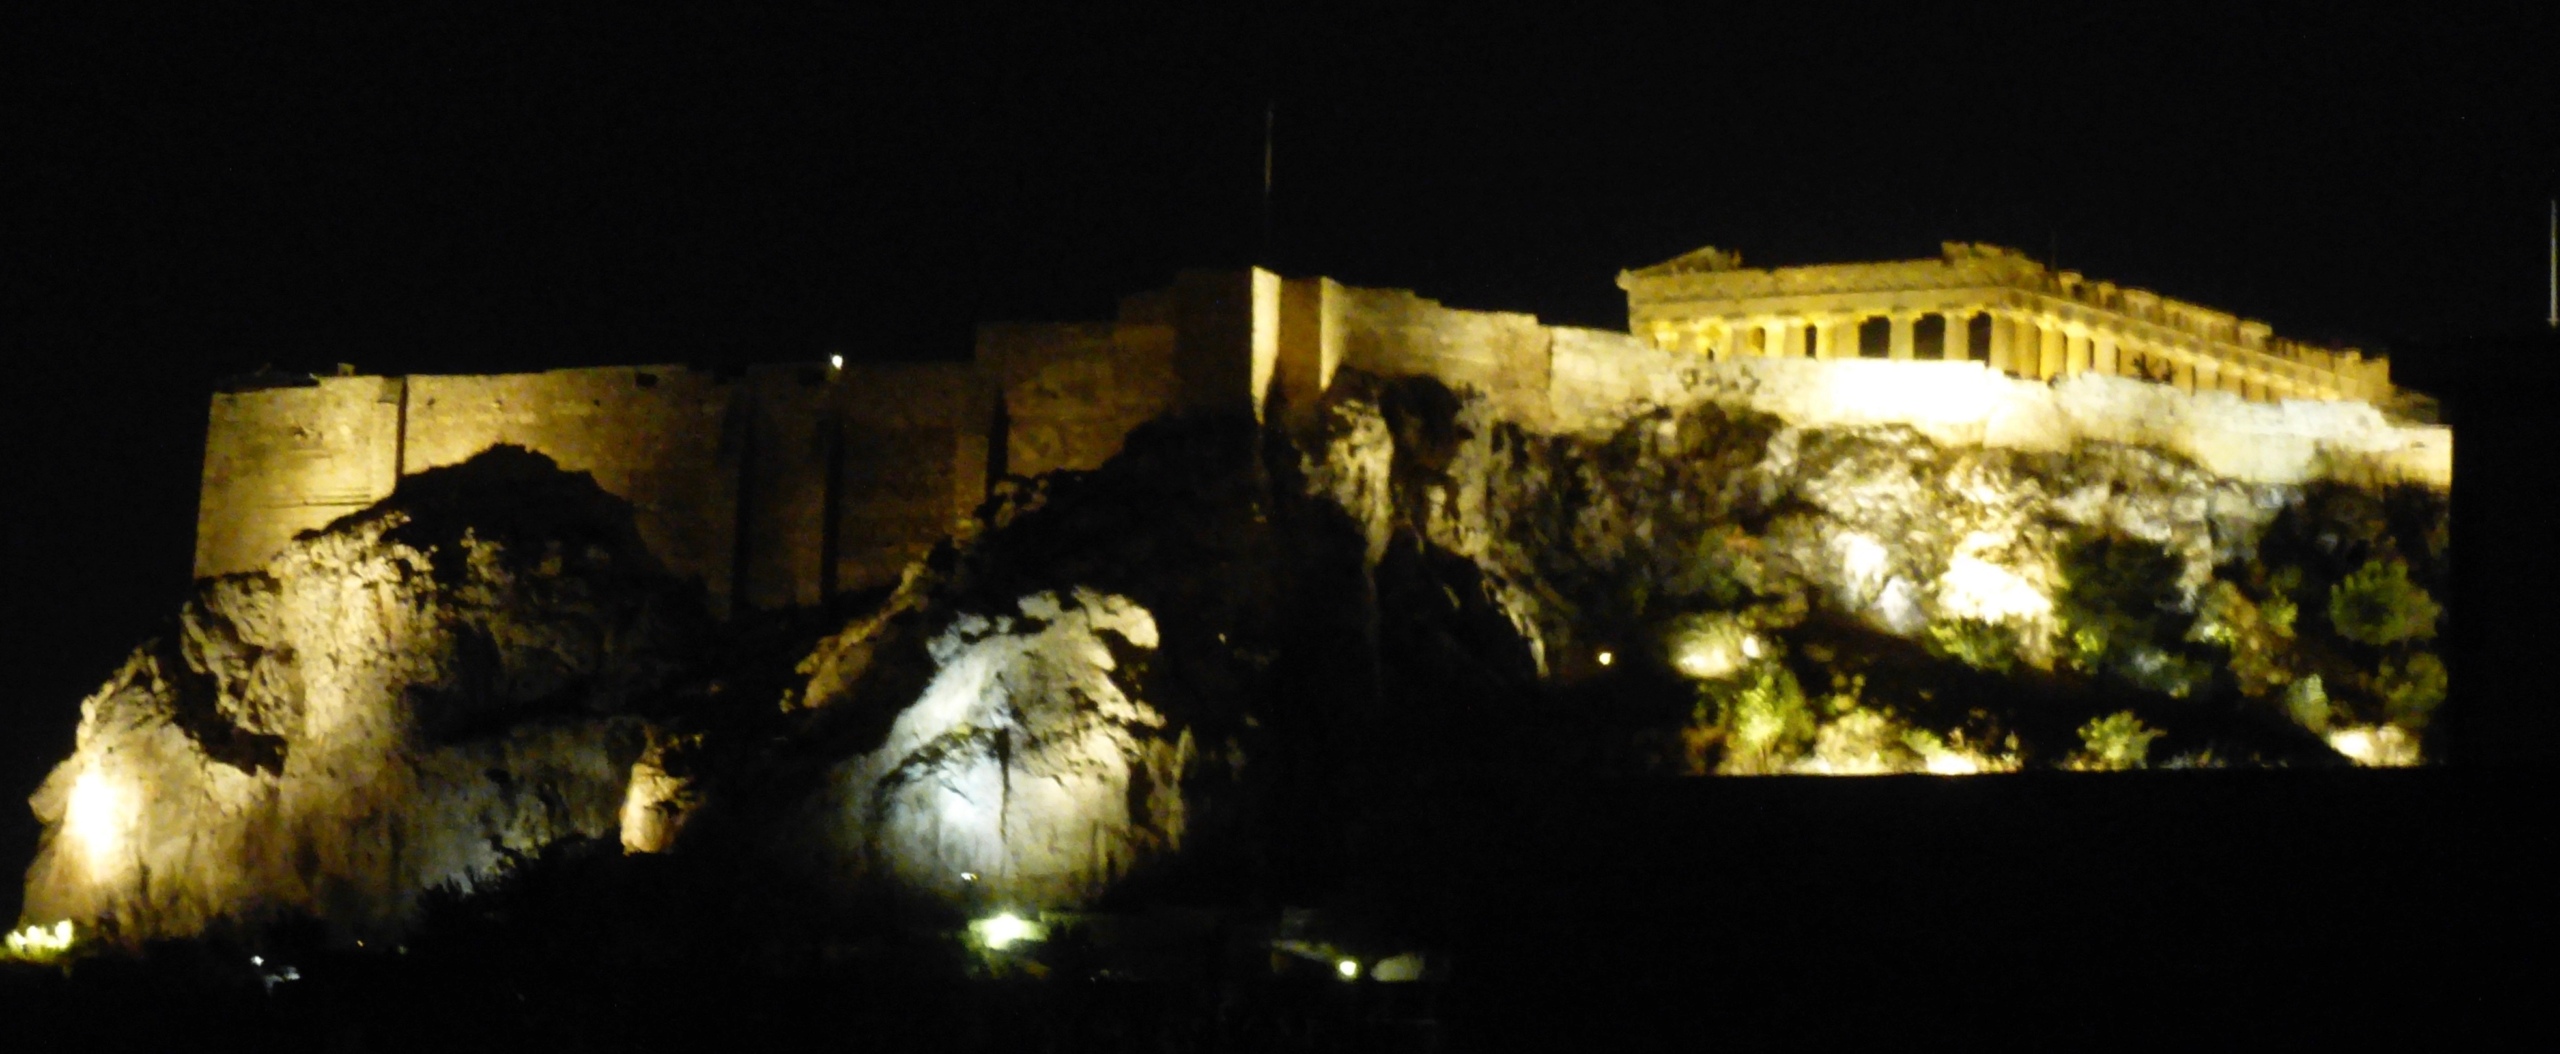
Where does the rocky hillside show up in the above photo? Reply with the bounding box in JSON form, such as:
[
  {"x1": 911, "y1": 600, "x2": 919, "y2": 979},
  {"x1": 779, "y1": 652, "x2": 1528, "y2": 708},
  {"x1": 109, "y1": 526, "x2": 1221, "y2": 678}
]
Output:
[{"x1": 17, "y1": 373, "x2": 2449, "y2": 944}]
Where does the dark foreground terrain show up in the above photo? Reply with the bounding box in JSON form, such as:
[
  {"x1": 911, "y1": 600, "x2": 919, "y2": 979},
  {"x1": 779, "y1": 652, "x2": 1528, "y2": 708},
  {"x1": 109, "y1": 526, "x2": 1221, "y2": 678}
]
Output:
[{"x1": 4, "y1": 766, "x2": 2542, "y2": 1050}]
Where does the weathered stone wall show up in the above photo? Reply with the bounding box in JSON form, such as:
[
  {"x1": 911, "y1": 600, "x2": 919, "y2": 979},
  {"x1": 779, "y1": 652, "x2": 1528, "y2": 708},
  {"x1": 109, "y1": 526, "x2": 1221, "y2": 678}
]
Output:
[
  {"x1": 1171, "y1": 270, "x2": 1282, "y2": 420},
  {"x1": 196, "y1": 377, "x2": 403, "y2": 578},
  {"x1": 196, "y1": 363, "x2": 998, "y2": 611},
  {"x1": 980, "y1": 322, "x2": 1181, "y2": 477},
  {"x1": 735, "y1": 366, "x2": 837, "y2": 611},
  {"x1": 191, "y1": 267, "x2": 2449, "y2": 615},
  {"x1": 1334, "y1": 285, "x2": 1554, "y2": 426},
  {"x1": 403, "y1": 367, "x2": 740, "y2": 608},
  {"x1": 1275, "y1": 276, "x2": 1347, "y2": 426},
  {"x1": 835, "y1": 363, "x2": 993, "y2": 593}
]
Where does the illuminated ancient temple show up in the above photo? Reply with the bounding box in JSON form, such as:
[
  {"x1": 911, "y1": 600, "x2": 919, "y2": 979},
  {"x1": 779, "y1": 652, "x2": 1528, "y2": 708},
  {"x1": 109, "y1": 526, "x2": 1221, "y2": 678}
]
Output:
[{"x1": 1618, "y1": 242, "x2": 2392, "y2": 403}]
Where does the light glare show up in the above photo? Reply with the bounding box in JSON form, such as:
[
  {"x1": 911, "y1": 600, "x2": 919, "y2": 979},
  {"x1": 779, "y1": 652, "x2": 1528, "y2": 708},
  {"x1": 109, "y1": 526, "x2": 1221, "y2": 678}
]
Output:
[
  {"x1": 976, "y1": 912, "x2": 1040, "y2": 950},
  {"x1": 4, "y1": 920, "x2": 73, "y2": 963},
  {"x1": 65, "y1": 766, "x2": 130, "y2": 881}
]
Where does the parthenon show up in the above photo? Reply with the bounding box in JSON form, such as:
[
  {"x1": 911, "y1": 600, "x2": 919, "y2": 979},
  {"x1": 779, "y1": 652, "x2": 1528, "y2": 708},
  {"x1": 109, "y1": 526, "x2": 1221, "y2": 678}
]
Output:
[{"x1": 1618, "y1": 243, "x2": 2392, "y2": 403}]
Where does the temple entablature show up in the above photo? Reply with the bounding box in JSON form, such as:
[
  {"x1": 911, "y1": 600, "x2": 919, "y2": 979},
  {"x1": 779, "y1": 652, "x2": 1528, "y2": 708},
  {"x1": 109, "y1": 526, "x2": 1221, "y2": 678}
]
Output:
[{"x1": 1616, "y1": 242, "x2": 2393, "y2": 405}]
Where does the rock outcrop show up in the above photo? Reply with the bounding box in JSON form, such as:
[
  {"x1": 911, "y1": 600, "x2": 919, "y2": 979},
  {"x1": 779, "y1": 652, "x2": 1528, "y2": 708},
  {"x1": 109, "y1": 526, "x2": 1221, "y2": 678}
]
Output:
[{"x1": 22, "y1": 448, "x2": 704, "y2": 943}]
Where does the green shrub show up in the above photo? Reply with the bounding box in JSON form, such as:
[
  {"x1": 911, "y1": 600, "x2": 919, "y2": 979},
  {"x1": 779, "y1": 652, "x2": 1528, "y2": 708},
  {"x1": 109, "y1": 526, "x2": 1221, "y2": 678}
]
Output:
[
  {"x1": 2378, "y1": 652, "x2": 2448, "y2": 730},
  {"x1": 2327, "y1": 558, "x2": 2441, "y2": 647},
  {"x1": 2260, "y1": 593, "x2": 2298, "y2": 637},
  {"x1": 1709, "y1": 664, "x2": 1814, "y2": 775},
  {"x1": 2072, "y1": 711, "x2": 2164, "y2": 771},
  {"x1": 1926, "y1": 617, "x2": 2018, "y2": 673}
]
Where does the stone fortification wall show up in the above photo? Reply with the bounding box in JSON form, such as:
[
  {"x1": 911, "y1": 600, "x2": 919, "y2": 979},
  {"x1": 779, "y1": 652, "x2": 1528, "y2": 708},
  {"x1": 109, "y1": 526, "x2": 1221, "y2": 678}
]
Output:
[
  {"x1": 196, "y1": 377, "x2": 404, "y2": 580},
  {"x1": 194, "y1": 266, "x2": 2448, "y2": 617},
  {"x1": 1331, "y1": 285, "x2": 1554, "y2": 426},
  {"x1": 403, "y1": 367, "x2": 740, "y2": 608},
  {"x1": 734, "y1": 365, "x2": 837, "y2": 611},
  {"x1": 196, "y1": 363, "x2": 996, "y2": 612},
  {"x1": 834, "y1": 363, "x2": 993, "y2": 594},
  {"x1": 979, "y1": 322, "x2": 1181, "y2": 478}
]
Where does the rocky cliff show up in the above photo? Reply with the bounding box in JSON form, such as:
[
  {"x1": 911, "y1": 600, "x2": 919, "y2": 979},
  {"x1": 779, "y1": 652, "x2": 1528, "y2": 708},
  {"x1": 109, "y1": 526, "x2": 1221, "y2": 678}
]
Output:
[
  {"x1": 18, "y1": 369, "x2": 2449, "y2": 944},
  {"x1": 20, "y1": 448, "x2": 704, "y2": 942}
]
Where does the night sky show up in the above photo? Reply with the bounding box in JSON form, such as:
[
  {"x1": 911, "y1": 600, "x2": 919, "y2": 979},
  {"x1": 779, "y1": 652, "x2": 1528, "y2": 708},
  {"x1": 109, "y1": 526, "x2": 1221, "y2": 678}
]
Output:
[{"x1": 8, "y1": 6, "x2": 2556, "y2": 917}]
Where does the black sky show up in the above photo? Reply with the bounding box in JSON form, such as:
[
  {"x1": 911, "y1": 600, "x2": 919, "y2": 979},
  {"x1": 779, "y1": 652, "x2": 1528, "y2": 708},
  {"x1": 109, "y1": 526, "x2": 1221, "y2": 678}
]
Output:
[{"x1": 6, "y1": 5, "x2": 2556, "y2": 914}]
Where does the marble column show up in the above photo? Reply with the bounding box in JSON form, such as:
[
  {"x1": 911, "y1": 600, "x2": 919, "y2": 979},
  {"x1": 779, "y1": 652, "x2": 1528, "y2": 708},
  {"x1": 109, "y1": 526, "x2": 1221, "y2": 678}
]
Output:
[
  {"x1": 2064, "y1": 328, "x2": 2093, "y2": 376},
  {"x1": 2092, "y1": 333, "x2": 2119, "y2": 376},
  {"x1": 2038, "y1": 321, "x2": 2066, "y2": 380},
  {"x1": 1888, "y1": 313, "x2": 1917, "y2": 360},
  {"x1": 2195, "y1": 360, "x2": 2221, "y2": 395},
  {"x1": 1986, "y1": 313, "x2": 2015, "y2": 374},
  {"x1": 1944, "y1": 311, "x2": 1973, "y2": 362},
  {"x1": 1815, "y1": 318, "x2": 1847, "y2": 359},
  {"x1": 2173, "y1": 350, "x2": 2197, "y2": 393},
  {"x1": 1779, "y1": 318, "x2": 1808, "y2": 358}
]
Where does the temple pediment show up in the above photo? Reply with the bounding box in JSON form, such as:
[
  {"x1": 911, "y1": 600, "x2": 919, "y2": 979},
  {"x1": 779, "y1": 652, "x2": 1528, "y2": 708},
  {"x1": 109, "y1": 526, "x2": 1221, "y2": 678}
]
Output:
[{"x1": 1617, "y1": 245, "x2": 1744, "y2": 284}]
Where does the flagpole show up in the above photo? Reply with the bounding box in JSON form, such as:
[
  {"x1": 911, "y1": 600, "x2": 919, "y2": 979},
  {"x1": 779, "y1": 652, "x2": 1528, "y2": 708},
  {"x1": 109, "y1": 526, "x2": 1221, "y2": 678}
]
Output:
[{"x1": 1261, "y1": 102, "x2": 1275, "y2": 267}]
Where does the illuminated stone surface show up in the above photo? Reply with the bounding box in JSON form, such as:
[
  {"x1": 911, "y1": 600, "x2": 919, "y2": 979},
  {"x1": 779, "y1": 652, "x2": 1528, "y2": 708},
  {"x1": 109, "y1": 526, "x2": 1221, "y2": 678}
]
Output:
[
  {"x1": 27, "y1": 259, "x2": 2454, "y2": 940},
  {"x1": 1618, "y1": 242, "x2": 2394, "y2": 405},
  {"x1": 798, "y1": 589, "x2": 1191, "y2": 909},
  {"x1": 22, "y1": 449, "x2": 697, "y2": 943}
]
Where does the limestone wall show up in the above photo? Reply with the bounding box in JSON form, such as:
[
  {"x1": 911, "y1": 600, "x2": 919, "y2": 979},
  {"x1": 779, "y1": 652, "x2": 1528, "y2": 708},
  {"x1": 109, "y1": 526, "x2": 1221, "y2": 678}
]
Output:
[
  {"x1": 834, "y1": 363, "x2": 993, "y2": 593},
  {"x1": 980, "y1": 322, "x2": 1181, "y2": 477},
  {"x1": 196, "y1": 377, "x2": 404, "y2": 578},
  {"x1": 404, "y1": 367, "x2": 741, "y2": 609},
  {"x1": 735, "y1": 366, "x2": 837, "y2": 610},
  {"x1": 1333, "y1": 285, "x2": 1554, "y2": 426},
  {"x1": 1275, "y1": 276, "x2": 1347, "y2": 426},
  {"x1": 1170, "y1": 270, "x2": 1282, "y2": 421},
  {"x1": 191, "y1": 268, "x2": 2448, "y2": 619}
]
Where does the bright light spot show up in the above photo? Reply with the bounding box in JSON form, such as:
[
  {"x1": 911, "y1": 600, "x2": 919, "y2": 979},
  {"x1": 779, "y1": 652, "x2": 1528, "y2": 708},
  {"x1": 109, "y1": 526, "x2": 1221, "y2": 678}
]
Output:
[
  {"x1": 960, "y1": 871, "x2": 978, "y2": 883},
  {"x1": 1833, "y1": 532, "x2": 1891, "y2": 597},
  {"x1": 1335, "y1": 958, "x2": 1359, "y2": 981},
  {"x1": 2327, "y1": 725, "x2": 2422, "y2": 767},
  {"x1": 1936, "y1": 554, "x2": 2054, "y2": 623},
  {"x1": 619, "y1": 758, "x2": 689, "y2": 854},
  {"x1": 974, "y1": 912, "x2": 1042, "y2": 950},
  {"x1": 1924, "y1": 752, "x2": 1984, "y2": 776},
  {"x1": 1369, "y1": 953, "x2": 1425, "y2": 983},
  {"x1": 1596, "y1": 650, "x2": 1614, "y2": 667},
  {"x1": 829, "y1": 353, "x2": 845, "y2": 370},
  {"x1": 1672, "y1": 641, "x2": 1732, "y2": 679},
  {"x1": 4, "y1": 920, "x2": 73, "y2": 963},
  {"x1": 1667, "y1": 619, "x2": 1747, "y2": 680},
  {"x1": 251, "y1": 955, "x2": 264, "y2": 966},
  {"x1": 1740, "y1": 634, "x2": 1763, "y2": 659},
  {"x1": 65, "y1": 766, "x2": 131, "y2": 881}
]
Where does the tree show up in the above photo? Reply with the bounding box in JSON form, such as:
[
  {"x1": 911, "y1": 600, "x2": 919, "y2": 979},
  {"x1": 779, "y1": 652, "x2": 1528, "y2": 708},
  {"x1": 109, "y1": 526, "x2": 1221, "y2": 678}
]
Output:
[{"x1": 2326, "y1": 558, "x2": 2440, "y2": 648}]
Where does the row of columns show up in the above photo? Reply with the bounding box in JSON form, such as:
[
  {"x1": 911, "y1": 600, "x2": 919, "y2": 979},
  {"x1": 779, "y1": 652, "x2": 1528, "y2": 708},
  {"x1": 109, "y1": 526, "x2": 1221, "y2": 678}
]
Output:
[{"x1": 1661, "y1": 309, "x2": 2341, "y2": 402}]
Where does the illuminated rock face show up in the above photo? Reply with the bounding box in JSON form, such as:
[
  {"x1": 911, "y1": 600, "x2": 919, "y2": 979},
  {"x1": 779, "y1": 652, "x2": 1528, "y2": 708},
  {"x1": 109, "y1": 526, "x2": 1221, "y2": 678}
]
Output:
[
  {"x1": 20, "y1": 449, "x2": 696, "y2": 942},
  {"x1": 805, "y1": 589, "x2": 1193, "y2": 909},
  {"x1": 1299, "y1": 368, "x2": 2446, "y2": 771}
]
